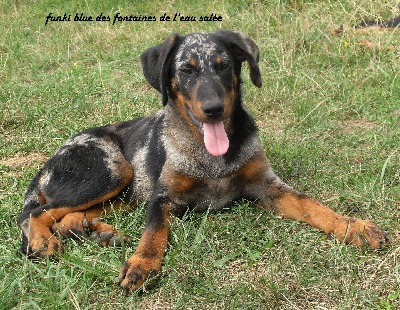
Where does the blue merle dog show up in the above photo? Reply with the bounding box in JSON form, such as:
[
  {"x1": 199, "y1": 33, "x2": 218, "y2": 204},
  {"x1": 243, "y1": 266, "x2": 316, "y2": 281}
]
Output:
[{"x1": 18, "y1": 30, "x2": 389, "y2": 294}]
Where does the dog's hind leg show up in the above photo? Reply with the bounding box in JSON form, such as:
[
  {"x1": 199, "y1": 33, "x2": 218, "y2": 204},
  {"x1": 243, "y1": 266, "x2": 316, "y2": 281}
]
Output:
[
  {"x1": 51, "y1": 202, "x2": 130, "y2": 247},
  {"x1": 18, "y1": 133, "x2": 134, "y2": 258}
]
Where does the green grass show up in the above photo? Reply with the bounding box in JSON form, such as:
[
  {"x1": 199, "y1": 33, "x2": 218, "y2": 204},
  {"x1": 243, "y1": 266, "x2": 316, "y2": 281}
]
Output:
[{"x1": 1, "y1": 0, "x2": 399, "y2": 309}]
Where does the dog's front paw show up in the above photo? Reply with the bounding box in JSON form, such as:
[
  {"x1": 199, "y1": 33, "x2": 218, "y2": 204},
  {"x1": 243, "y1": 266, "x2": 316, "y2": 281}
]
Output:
[
  {"x1": 337, "y1": 218, "x2": 390, "y2": 249},
  {"x1": 118, "y1": 254, "x2": 161, "y2": 294}
]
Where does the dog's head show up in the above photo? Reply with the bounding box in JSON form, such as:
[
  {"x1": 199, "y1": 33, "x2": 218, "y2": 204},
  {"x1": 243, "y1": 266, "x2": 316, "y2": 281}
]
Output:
[{"x1": 140, "y1": 30, "x2": 261, "y2": 156}]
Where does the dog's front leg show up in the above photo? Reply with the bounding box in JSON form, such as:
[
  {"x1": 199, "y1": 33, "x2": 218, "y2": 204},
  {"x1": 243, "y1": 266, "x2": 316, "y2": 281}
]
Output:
[
  {"x1": 261, "y1": 176, "x2": 389, "y2": 248},
  {"x1": 118, "y1": 189, "x2": 172, "y2": 294}
]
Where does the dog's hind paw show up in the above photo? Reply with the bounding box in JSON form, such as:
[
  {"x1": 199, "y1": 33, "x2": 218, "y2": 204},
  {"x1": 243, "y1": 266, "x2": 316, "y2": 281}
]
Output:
[
  {"x1": 52, "y1": 214, "x2": 129, "y2": 247},
  {"x1": 26, "y1": 234, "x2": 63, "y2": 258},
  {"x1": 90, "y1": 230, "x2": 129, "y2": 247}
]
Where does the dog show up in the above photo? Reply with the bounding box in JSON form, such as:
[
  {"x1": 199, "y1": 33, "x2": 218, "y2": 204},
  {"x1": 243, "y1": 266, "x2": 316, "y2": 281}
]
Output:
[
  {"x1": 334, "y1": 15, "x2": 400, "y2": 50},
  {"x1": 355, "y1": 14, "x2": 400, "y2": 29},
  {"x1": 18, "y1": 30, "x2": 389, "y2": 294}
]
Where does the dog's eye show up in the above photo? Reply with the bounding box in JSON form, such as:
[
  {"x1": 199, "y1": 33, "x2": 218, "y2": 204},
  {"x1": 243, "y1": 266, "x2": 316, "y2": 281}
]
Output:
[
  {"x1": 221, "y1": 63, "x2": 230, "y2": 70},
  {"x1": 180, "y1": 67, "x2": 193, "y2": 74},
  {"x1": 215, "y1": 62, "x2": 230, "y2": 71}
]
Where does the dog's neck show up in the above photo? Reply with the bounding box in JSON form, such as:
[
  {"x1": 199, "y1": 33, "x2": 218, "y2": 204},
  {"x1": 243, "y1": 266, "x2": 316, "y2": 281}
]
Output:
[{"x1": 161, "y1": 102, "x2": 261, "y2": 179}]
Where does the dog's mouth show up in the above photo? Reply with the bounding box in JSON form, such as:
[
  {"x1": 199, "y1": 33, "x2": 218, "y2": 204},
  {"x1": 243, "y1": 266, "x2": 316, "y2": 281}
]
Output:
[{"x1": 186, "y1": 107, "x2": 229, "y2": 157}]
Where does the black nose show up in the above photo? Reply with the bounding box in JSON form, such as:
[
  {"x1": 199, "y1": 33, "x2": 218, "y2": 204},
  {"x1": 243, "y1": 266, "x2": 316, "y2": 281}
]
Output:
[{"x1": 202, "y1": 102, "x2": 224, "y2": 119}]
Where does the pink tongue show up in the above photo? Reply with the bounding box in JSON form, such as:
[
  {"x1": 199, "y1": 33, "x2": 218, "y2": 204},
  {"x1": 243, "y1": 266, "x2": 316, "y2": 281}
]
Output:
[{"x1": 202, "y1": 121, "x2": 229, "y2": 156}]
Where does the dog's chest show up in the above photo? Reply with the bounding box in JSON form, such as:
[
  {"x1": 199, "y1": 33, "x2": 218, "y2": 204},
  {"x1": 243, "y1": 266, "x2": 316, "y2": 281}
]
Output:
[
  {"x1": 160, "y1": 155, "x2": 252, "y2": 211},
  {"x1": 125, "y1": 109, "x2": 262, "y2": 209},
  {"x1": 179, "y1": 176, "x2": 243, "y2": 211}
]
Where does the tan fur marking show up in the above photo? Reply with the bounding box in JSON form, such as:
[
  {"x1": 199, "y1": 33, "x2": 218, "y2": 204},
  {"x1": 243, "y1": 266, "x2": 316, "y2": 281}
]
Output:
[
  {"x1": 171, "y1": 77, "x2": 177, "y2": 92},
  {"x1": 118, "y1": 158, "x2": 135, "y2": 183},
  {"x1": 237, "y1": 153, "x2": 268, "y2": 181},
  {"x1": 175, "y1": 91, "x2": 203, "y2": 142},
  {"x1": 168, "y1": 34, "x2": 177, "y2": 44},
  {"x1": 189, "y1": 82, "x2": 206, "y2": 122},
  {"x1": 135, "y1": 225, "x2": 170, "y2": 258},
  {"x1": 28, "y1": 216, "x2": 61, "y2": 256},
  {"x1": 270, "y1": 192, "x2": 386, "y2": 248},
  {"x1": 38, "y1": 191, "x2": 47, "y2": 205},
  {"x1": 51, "y1": 212, "x2": 87, "y2": 236},
  {"x1": 165, "y1": 171, "x2": 197, "y2": 195},
  {"x1": 233, "y1": 74, "x2": 238, "y2": 88}
]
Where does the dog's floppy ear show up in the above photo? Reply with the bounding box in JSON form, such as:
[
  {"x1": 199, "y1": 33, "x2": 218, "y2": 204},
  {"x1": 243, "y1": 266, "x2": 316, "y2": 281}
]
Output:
[
  {"x1": 140, "y1": 33, "x2": 181, "y2": 105},
  {"x1": 214, "y1": 30, "x2": 262, "y2": 88}
]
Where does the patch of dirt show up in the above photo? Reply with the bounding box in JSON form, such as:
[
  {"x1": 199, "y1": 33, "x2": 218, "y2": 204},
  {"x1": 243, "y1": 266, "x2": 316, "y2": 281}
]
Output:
[
  {"x1": 340, "y1": 118, "x2": 380, "y2": 135},
  {"x1": 0, "y1": 152, "x2": 48, "y2": 169}
]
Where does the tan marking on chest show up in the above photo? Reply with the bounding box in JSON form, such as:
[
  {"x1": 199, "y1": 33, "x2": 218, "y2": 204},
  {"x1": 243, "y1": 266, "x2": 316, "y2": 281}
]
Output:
[
  {"x1": 164, "y1": 170, "x2": 198, "y2": 196},
  {"x1": 236, "y1": 153, "x2": 268, "y2": 181}
]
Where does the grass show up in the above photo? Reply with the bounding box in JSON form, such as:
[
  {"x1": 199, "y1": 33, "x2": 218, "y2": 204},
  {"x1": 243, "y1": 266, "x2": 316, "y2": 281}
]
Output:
[{"x1": 0, "y1": 0, "x2": 399, "y2": 309}]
